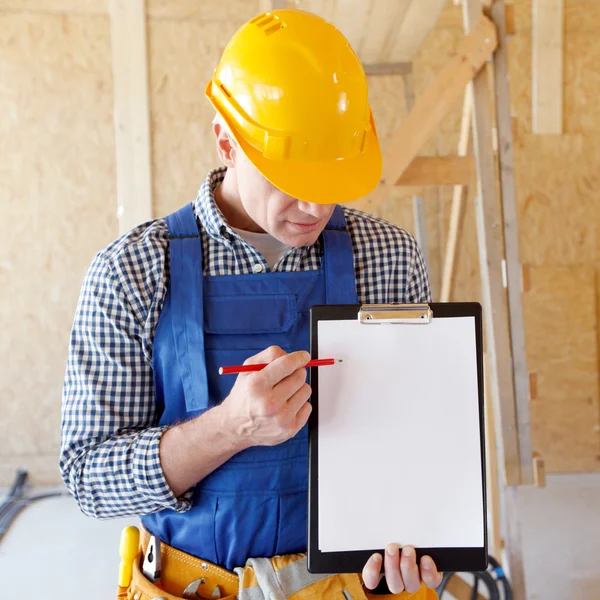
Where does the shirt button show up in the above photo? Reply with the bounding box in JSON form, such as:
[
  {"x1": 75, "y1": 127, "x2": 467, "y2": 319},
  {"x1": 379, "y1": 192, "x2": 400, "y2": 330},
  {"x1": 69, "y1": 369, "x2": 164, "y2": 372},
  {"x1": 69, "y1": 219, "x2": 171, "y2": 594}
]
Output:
[{"x1": 252, "y1": 263, "x2": 264, "y2": 274}]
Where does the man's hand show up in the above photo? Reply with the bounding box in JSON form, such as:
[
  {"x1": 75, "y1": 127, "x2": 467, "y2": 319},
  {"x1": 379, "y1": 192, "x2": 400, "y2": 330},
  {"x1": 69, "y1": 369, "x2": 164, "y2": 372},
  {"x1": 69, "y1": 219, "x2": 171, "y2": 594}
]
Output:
[
  {"x1": 362, "y1": 545, "x2": 442, "y2": 594},
  {"x1": 220, "y1": 346, "x2": 312, "y2": 450}
]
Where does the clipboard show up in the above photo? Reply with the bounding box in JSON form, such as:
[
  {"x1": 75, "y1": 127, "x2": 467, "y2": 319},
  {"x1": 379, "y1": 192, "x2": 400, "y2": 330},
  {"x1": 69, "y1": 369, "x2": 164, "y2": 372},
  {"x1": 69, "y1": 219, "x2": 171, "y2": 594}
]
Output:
[{"x1": 307, "y1": 302, "x2": 487, "y2": 574}]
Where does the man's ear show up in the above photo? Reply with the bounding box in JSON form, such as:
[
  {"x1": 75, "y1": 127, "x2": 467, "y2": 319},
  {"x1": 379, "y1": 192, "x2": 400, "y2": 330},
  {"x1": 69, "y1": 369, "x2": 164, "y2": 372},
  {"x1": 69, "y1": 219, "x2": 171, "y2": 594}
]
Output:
[{"x1": 214, "y1": 123, "x2": 237, "y2": 168}]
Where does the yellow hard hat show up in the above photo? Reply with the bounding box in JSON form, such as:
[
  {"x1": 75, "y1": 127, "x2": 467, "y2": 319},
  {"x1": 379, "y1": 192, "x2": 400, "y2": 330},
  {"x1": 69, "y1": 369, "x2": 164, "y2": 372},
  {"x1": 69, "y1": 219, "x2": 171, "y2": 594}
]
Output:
[{"x1": 205, "y1": 9, "x2": 382, "y2": 205}]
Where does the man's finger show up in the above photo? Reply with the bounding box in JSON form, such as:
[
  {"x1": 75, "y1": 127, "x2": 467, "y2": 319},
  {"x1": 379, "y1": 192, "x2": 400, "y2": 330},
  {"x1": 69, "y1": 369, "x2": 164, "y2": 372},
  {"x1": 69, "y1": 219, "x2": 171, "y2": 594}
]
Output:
[
  {"x1": 272, "y1": 367, "x2": 307, "y2": 403},
  {"x1": 244, "y1": 345, "x2": 287, "y2": 366},
  {"x1": 400, "y1": 546, "x2": 421, "y2": 593},
  {"x1": 287, "y1": 382, "x2": 312, "y2": 418},
  {"x1": 420, "y1": 555, "x2": 443, "y2": 589},
  {"x1": 384, "y1": 544, "x2": 404, "y2": 594},
  {"x1": 293, "y1": 400, "x2": 312, "y2": 432},
  {"x1": 362, "y1": 553, "x2": 383, "y2": 590},
  {"x1": 262, "y1": 351, "x2": 310, "y2": 387}
]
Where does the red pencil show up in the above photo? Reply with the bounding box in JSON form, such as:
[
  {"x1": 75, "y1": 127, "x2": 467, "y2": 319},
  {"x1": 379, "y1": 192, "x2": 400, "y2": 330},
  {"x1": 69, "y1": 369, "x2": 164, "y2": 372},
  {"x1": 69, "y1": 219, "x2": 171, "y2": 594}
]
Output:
[{"x1": 219, "y1": 358, "x2": 342, "y2": 375}]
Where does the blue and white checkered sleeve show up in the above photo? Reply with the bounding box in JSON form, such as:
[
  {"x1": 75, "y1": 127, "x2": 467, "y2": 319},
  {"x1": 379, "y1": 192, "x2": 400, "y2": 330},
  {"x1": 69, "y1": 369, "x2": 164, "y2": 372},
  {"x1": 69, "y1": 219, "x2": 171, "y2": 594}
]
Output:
[
  {"x1": 60, "y1": 252, "x2": 192, "y2": 518},
  {"x1": 405, "y1": 238, "x2": 432, "y2": 303}
]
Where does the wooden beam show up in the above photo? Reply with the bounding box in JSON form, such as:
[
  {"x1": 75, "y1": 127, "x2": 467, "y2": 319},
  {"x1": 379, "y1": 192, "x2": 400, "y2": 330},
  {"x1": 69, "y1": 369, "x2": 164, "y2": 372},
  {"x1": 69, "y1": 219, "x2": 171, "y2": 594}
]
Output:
[
  {"x1": 109, "y1": 0, "x2": 153, "y2": 235},
  {"x1": 395, "y1": 156, "x2": 475, "y2": 186},
  {"x1": 463, "y1": 2, "x2": 528, "y2": 599},
  {"x1": 462, "y1": 0, "x2": 521, "y2": 488},
  {"x1": 490, "y1": 0, "x2": 534, "y2": 485},
  {"x1": 401, "y1": 70, "x2": 431, "y2": 288},
  {"x1": 363, "y1": 62, "x2": 413, "y2": 76},
  {"x1": 532, "y1": 0, "x2": 564, "y2": 134},
  {"x1": 389, "y1": 0, "x2": 448, "y2": 61},
  {"x1": 484, "y1": 351, "x2": 503, "y2": 562},
  {"x1": 503, "y1": 486, "x2": 528, "y2": 598},
  {"x1": 440, "y1": 90, "x2": 472, "y2": 302},
  {"x1": 354, "y1": 15, "x2": 497, "y2": 215}
]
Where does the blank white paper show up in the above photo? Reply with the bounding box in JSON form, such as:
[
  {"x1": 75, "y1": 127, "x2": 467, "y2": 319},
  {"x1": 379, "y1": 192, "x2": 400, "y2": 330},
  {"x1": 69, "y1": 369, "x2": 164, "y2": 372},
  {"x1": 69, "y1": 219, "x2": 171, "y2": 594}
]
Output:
[{"x1": 317, "y1": 317, "x2": 484, "y2": 551}]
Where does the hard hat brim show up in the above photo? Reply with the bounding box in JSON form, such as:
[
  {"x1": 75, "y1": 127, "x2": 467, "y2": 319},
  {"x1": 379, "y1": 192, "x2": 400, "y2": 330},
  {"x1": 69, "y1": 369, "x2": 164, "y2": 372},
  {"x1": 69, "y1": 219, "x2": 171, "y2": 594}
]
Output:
[{"x1": 235, "y1": 119, "x2": 383, "y2": 205}]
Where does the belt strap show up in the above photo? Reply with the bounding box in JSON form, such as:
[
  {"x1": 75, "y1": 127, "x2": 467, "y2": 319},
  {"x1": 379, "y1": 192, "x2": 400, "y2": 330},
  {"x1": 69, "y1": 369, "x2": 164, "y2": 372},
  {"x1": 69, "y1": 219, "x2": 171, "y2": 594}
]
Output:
[{"x1": 133, "y1": 529, "x2": 434, "y2": 600}]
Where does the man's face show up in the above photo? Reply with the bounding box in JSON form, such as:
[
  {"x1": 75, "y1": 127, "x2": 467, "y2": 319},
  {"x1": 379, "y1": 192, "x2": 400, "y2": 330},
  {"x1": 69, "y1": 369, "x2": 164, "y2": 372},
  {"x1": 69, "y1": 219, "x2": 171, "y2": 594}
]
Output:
[{"x1": 234, "y1": 149, "x2": 335, "y2": 247}]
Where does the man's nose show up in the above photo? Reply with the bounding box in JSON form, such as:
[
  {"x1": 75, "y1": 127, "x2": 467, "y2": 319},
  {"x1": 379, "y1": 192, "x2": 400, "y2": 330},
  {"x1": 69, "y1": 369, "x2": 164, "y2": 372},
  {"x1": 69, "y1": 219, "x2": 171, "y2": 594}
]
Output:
[{"x1": 297, "y1": 200, "x2": 334, "y2": 219}]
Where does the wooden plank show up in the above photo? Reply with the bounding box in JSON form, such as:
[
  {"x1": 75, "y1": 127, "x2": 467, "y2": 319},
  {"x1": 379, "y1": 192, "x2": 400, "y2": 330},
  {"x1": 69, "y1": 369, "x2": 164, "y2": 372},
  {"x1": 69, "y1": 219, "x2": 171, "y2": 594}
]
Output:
[
  {"x1": 109, "y1": 0, "x2": 153, "y2": 235},
  {"x1": 484, "y1": 352, "x2": 503, "y2": 562},
  {"x1": 388, "y1": 0, "x2": 448, "y2": 61},
  {"x1": 440, "y1": 90, "x2": 472, "y2": 302},
  {"x1": 462, "y1": 0, "x2": 521, "y2": 487},
  {"x1": 395, "y1": 156, "x2": 475, "y2": 186},
  {"x1": 363, "y1": 62, "x2": 412, "y2": 76},
  {"x1": 532, "y1": 0, "x2": 564, "y2": 134},
  {"x1": 354, "y1": 15, "x2": 497, "y2": 215},
  {"x1": 402, "y1": 71, "x2": 431, "y2": 288},
  {"x1": 503, "y1": 486, "x2": 528, "y2": 599},
  {"x1": 490, "y1": 0, "x2": 533, "y2": 485},
  {"x1": 463, "y1": 2, "x2": 527, "y2": 597}
]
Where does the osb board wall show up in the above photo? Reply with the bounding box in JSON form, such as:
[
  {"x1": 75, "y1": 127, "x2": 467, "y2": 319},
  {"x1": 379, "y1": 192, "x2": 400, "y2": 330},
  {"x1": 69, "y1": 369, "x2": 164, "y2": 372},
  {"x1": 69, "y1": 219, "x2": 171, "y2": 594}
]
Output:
[
  {"x1": 0, "y1": 0, "x2": 598, "y2": 485},
  {"x1": 0, "y1": 9, "x2": 117, "y2": 484}
]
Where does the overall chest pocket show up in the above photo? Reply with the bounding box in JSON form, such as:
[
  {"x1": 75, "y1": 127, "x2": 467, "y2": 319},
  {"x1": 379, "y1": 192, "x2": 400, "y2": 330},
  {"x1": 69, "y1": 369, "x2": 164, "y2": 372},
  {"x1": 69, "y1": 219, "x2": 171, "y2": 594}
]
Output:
[
  {"x1": 204, "y1": 294, "x2": 296, "y2": 335},
  {"x1": 203, "y1": 294, "x2": 298, "y2": 405}
]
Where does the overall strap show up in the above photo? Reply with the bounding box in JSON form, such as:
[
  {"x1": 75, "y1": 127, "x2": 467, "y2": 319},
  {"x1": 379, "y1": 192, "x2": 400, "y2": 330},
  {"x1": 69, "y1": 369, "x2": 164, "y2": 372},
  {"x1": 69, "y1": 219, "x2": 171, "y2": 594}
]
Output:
[
  {"x1": 321, "y1": 205, "x2": 358, "y2": 305},
  {"x1": 165, "y1": 203, "x2": 209, "y2": 412}
]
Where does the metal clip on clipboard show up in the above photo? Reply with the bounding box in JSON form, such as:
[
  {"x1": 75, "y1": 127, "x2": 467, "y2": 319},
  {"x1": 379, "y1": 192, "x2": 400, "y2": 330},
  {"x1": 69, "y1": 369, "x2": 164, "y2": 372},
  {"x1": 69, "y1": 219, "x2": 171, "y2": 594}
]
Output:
[{"x1": 358, "y1": 303, "x2": 433, "y2": 324}]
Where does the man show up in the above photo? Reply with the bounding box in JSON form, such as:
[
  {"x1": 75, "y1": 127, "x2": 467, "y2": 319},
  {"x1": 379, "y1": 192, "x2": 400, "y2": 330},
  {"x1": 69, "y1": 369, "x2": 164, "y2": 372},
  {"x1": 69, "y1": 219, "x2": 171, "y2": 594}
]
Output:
[{"x1": 61, "y1": 9, "x2": 441, "y2": 599}]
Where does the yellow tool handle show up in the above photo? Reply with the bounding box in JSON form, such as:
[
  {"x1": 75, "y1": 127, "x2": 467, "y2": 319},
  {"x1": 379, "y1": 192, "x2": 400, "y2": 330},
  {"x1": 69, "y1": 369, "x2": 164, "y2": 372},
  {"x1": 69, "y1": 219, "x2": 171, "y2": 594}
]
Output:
[{"x1": 118, "y1": 525, "x2": 140, "y2": 588}]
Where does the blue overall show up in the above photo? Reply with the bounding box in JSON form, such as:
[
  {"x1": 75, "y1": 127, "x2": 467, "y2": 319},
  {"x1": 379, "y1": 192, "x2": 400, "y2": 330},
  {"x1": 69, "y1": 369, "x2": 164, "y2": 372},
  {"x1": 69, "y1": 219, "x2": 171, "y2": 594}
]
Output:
[{"x1": 142, "y1": 202, "x2": 357, "y2": 571}]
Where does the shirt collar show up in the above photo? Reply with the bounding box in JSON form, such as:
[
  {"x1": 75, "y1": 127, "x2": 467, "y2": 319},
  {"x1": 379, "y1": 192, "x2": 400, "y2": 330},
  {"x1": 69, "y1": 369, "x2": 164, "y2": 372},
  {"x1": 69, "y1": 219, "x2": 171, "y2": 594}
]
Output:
[{"x1": 193, "y1": 167, "x2": 233, "y2": 240}]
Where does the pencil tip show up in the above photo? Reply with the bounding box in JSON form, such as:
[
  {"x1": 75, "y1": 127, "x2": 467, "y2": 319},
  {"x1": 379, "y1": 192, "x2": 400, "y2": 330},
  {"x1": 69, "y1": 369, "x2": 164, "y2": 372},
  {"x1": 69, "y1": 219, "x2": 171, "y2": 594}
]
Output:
[
  {"x1": 218, "y1": 367, "x2": 224, "y2": 375},
  {"x1": 337, "y1": 359, "x2": 343, "y2": 363}
]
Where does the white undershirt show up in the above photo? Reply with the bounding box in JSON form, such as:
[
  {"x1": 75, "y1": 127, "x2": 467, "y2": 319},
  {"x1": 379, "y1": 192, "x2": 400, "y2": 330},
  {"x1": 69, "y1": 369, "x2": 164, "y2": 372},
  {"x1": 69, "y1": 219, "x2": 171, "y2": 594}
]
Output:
[{"x1": 232, "y1": 227, "x2": 291, "y2": 269}]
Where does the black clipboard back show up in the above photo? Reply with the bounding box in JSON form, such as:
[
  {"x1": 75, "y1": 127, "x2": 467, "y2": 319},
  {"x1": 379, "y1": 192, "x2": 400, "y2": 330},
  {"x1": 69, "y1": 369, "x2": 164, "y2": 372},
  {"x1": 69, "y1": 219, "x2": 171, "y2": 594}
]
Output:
[{"x1": 307, "y1": 303, "x2": 487, "y2": 574}]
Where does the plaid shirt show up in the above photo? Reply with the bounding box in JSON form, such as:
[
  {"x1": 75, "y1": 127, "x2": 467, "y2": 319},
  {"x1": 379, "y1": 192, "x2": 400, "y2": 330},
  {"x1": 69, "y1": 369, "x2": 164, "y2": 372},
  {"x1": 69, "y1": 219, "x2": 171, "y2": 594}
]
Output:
[{"x1": 60, "y1": 167, "x2": 431, "y2": 519}]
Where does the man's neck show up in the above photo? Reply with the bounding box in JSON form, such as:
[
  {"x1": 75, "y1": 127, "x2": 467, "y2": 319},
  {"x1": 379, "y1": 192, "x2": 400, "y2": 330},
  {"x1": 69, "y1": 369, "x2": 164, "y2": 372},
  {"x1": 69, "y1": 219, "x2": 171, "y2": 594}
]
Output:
[{"x1": 214, "y1": 169, "x2": 264, "y2": 233}]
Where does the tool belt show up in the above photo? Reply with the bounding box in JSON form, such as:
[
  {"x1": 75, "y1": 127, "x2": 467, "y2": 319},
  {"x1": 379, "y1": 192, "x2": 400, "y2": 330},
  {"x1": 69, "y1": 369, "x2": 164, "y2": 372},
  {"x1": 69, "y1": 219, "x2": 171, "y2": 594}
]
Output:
[{"x1": 118, "y1": 528, "x2": 438, "y2": 600}]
